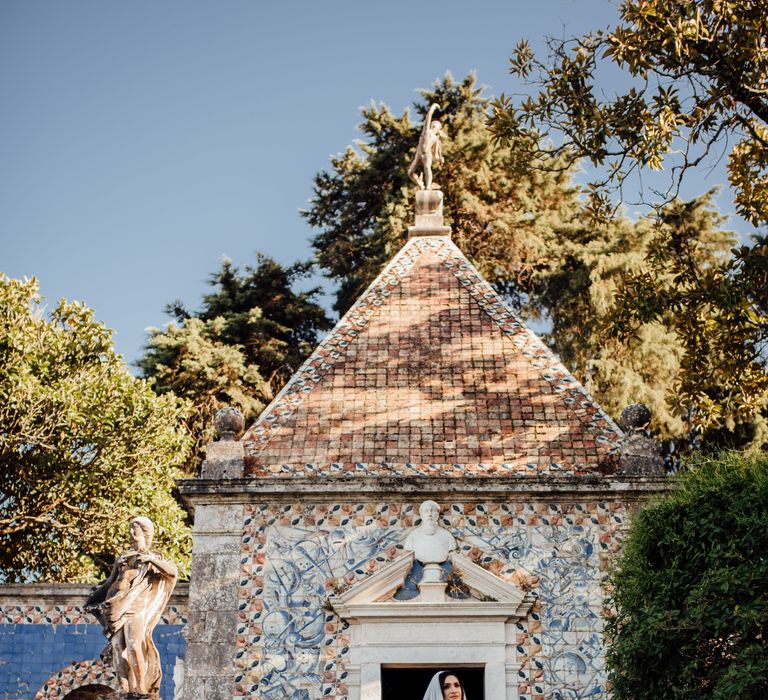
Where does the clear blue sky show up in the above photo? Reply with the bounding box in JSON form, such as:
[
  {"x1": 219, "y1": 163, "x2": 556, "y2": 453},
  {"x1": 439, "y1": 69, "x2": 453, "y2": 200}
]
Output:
[{"x1": 1, "y1": 1, "x2": 752, "y2": 366}]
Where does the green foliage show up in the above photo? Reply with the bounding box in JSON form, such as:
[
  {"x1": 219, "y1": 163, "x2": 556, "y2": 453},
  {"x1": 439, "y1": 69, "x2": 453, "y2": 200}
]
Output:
[
  {"x1": 304, "y1": 73, "x2": 584, "y2": 315},
  {"x1": 606, "y1": 450, "x2": 768, "y2": 698},
  {"x1": 0, "y1": 275, "x2": 193, "y2": 583},
  {"x1": 490, "y1": 0, "x2": 768, "y2": 224},
  {"x1": 490, "y1": 1, "x2": 768, "y2": 440},
  {"x1": 537, "y1": 192, "x2": 756, "y2": 446},
  {"x1": 539, "y1": 212, "x2": 690, "y2": 439},
  {"x1": 191, "y1": 255, "x2": 331, "y2": 385},
  {"x1": 139, "y1": 254, "x2": 331, "y2": 470},
  {"x1": 613, "y1": 196, "x2": 767, "y2": 441}
]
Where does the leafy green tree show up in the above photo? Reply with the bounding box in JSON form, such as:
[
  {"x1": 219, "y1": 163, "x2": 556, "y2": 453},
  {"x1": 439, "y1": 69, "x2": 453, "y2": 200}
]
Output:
[
  {"x1": 0, "y1": 275, "x2": 193, "y2": 583},
  {"x1": 489, "y1": 0, "x2": 768, "y2": 224},
  {"x1": 606, "y1": 450, "x2": 768, "y2": 698},
  {"x1": 613, "y1": 196, "x2": 767, "y2": 443},
  {"x1": 489, "y1": 1, "x2": 768, "y2": 439},
  {"x1": 139, "y1": 254, "x2": 331, "y2": 469},
  {"x1": 538, "y1": 192, "x2": 740, "y2": 446},
  {"x1": 304, "y1": 73, "x2": 585, "y2": 315}
]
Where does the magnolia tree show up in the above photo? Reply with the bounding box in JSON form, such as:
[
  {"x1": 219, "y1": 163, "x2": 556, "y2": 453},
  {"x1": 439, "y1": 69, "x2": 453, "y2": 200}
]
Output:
[{"x1": 490, "y1": 0, "x2": 768, "y2": 442}]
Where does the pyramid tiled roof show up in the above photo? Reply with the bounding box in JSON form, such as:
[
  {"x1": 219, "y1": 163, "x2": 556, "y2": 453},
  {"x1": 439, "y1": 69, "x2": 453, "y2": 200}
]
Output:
[{"x1": 243, "y1": 236, "x2": 622, "y2": 477}]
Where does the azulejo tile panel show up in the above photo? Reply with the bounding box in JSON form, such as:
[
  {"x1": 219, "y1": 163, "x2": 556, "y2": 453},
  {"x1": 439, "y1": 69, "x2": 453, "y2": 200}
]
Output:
[
  {"x1": 238, "y1": 500, "x2": 626, "y2": 700},
  {"x1": 0, "y1": 622, "x2": 184, "y2": 700},
  {"x1": 33, "y1": 658, "x2": 115, "y2": 700}
]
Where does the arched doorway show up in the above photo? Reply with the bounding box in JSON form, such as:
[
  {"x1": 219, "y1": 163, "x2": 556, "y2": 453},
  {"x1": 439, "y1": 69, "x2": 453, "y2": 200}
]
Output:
[{"x1": 35, "y1": 659, "x2": 117, "y2": 700}]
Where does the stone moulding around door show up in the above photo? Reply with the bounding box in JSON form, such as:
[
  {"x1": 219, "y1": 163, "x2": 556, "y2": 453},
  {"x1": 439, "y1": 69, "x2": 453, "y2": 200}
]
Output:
[{"x1": 328, "y1": 551, "x2": 535, "y2": 700}]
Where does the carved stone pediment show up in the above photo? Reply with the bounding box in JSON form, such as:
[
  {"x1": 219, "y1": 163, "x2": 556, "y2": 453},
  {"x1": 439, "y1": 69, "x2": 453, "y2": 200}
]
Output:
[
  {"x1": 327, "y1": 551, "x2": 534, "y2": 700},
  {"x1": 328, "y1": 550, "x2": 532, "y2": 621}
]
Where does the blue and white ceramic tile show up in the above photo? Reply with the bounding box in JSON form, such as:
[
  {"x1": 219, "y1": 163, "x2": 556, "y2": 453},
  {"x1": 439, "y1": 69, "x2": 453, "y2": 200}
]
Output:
[
  {"x1": 253, "y1": 523, "x2": 401, "y2": 697},
  {"x1": 241, "y1": 502, "x2": 623, "y2": 700}
]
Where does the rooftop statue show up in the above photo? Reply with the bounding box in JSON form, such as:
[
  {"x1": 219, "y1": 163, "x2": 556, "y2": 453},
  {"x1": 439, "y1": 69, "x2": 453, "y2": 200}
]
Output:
[
  {"x1": 405, "y1": 499, "x2": 456, "y2": 564},
  {"x1": 85, "y1": 517, "x2": 178, "y2": 699},
  {"x1": 408, "y1": 103, "x2": 445, "y2": 191}
]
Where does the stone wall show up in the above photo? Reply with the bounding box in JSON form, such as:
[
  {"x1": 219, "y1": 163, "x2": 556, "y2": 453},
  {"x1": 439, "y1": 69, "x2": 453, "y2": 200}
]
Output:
[
  {"x1": 181, "y1": 504, "x2": 242, "y2": 700},
  {"x1": 0, "y1": 584, "x2": 187, "y2": 700},
  {"x1": 238, "y1": 499, "x2": 622, "y2": 700},
  {"x1": 180, "y1": 475, "x2": 667, "y2": 700}
]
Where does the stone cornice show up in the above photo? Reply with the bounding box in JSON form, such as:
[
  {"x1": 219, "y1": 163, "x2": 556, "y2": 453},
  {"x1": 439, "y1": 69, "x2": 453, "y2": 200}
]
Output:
[
  {"x1": 0, "y1": 581, "x2": 189, "y2": 605},
  {"x1": 179, "y1": 475, "x2": 672, "y2": 507}
]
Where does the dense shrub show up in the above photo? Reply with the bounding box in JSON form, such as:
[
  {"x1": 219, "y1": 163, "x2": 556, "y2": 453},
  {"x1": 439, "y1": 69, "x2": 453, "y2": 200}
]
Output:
[{"x1": 607, "y1": 451, "x2": 768, "y2": 698}]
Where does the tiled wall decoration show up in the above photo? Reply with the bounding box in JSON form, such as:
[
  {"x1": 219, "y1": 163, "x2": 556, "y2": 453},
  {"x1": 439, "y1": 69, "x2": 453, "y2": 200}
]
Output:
[
  {"x1": 32, "y1": 658, "x2": 115, "y2": 700},
  {"x1": 0, "y1": 620, "x2": 185, "y2": 700},
  {"x1": 0, "y1": 605, "x2": 187, "y2": 626},
  {"x1": 237, "y1": 499, "x2": 626, "y2": 700}
]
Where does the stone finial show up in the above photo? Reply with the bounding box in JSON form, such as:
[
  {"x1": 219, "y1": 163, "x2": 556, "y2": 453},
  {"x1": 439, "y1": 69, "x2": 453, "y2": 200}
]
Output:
[
  {"x1": 408, "y1": 187, "x2": 451, "y2": 238},
  {"x1": 618, "y1": 403, "x2": 652, "y2": 433},
  {"x1": 617, "y1": 403, "x2": 665, "y2": 476},
  {"x1": 214, "y1": 406, "x2": 245, "y2": 441}
]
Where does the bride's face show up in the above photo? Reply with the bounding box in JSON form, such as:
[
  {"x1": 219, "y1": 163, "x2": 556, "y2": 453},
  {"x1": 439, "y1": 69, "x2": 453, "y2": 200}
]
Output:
[{"x1": 441, "y1": 674, "x2": 462, "y2": 700}]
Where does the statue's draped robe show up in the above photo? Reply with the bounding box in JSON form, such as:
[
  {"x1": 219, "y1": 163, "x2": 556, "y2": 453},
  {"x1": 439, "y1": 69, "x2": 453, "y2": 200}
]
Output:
[{"x1": 87, "y1": 550, "x2": 177, "y2": 695}]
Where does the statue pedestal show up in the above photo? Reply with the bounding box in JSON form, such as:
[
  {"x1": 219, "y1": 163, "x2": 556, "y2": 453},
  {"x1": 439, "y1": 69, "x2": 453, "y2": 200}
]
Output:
[
  {"x1": 418, "y1": 581, "x2": 448, "y2": 602},
  {"x1": 417, "y1": 563, "x2": 447, "y2": 602},
  {"x1": 408, "y1": 190, "x2": 451, "y2": 237}
]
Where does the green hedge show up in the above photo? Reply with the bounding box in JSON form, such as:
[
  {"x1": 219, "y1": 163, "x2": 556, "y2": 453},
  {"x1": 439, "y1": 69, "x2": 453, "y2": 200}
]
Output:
[{"x1": 607, "y1": 451, "x2": 768, "y2": 698}]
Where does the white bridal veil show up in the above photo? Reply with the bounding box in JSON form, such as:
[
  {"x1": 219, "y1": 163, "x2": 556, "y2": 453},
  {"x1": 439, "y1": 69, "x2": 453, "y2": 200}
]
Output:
[{"x1": 422, "y1": 671, "x2": 467, "y2": 700}]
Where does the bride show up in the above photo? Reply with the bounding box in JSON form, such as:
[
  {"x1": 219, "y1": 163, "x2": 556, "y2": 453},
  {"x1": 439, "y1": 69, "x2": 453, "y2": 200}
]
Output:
[{"x1": 422, "y1": 671, "x2": 467, "y2": 700}]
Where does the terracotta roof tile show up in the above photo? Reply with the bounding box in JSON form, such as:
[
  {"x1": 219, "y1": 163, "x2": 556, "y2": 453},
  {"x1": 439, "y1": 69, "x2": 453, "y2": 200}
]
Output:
[{"x1": 243, "y1": 236, "x2": 622, "y2": 476}]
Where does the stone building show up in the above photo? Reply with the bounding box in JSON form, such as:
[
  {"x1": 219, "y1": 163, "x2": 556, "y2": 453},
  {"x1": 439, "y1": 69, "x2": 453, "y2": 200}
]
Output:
[
  {"x1": 180, "y1": 223, "x2": 667, "y2": 700},
  {"x1": 0, "y1": 204, "x2": 666, "y2": 700}
]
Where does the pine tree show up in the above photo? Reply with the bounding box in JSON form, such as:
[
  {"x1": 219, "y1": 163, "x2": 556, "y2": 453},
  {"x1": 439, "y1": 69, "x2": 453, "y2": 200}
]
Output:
[{"x1": 139, "y1": 254, "x2": 332, "y2": 470}]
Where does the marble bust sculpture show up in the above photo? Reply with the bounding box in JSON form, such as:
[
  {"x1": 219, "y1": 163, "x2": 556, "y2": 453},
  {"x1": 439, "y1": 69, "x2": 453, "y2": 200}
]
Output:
[{"x1": 404, "y1": 499, "x2": 456, "y2": 564}]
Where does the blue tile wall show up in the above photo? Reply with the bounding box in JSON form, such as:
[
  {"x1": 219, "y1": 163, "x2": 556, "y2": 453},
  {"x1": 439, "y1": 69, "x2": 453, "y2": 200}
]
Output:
[{"x1": 0, "y1": 623, "x2": 184, "y2": 700}]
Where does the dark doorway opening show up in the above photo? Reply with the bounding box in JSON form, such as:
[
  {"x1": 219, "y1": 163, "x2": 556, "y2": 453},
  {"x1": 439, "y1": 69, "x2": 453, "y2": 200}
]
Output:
[
  {"x1": 62, "y1": 685, "x2": 114, "y2": 700},
  {"x1": 381, "y1": 666, "x2": 484, "y2": 700}
]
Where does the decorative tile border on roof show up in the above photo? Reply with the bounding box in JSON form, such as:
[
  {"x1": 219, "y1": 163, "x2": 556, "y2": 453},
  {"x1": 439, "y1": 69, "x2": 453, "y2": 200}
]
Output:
[
  {"x1": 244, "y1": 460, "x2": 605, "y2": 478},
  {"x1": 243, "y1": 236, "x2": 622, "y2": 474}
]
